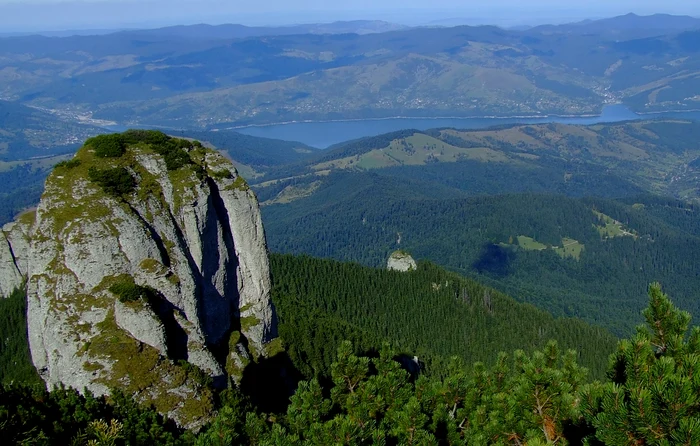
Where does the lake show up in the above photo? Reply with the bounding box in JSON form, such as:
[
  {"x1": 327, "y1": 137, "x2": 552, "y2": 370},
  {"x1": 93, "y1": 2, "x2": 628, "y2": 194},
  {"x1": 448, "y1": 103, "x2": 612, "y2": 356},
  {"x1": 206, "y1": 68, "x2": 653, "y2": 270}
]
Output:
[{"x1": 235, "y1": 105, "x2": 700, "y2": 148}]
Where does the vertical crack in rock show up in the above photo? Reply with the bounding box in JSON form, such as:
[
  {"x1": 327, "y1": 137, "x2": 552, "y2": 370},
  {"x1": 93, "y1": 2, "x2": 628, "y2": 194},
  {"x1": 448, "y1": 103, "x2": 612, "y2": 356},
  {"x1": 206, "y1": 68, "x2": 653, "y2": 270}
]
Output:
[
  {"x1": 124, "y1": 202, "x2": 172, "y2": 268},
  {"x1": 0, "y1": 231, "x2": 23, "y2": 297},
  {"x1": 203, "y1": 177, "x2": 240, "y2": 358},
  {"x1": 150, "y1": 290, "x2": 189, "y2": 361},
  {"x1": 4, "y1": 234, "x2": 21, "y2": 275}
]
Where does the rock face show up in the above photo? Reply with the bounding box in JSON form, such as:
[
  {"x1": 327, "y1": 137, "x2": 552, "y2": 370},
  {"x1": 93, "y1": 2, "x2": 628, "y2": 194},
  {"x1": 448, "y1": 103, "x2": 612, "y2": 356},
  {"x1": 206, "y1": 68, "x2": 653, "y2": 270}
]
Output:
[
  {"x1": 0, "y1": 231, "x2": 23, "y2": 297},
  {"x1": 0, "y1": 132, "x2": 277, "y2": 429},
  {"x1": 0, "y1": 212, "x2": 33, "y2": 297},
  {"x1": 387, "y1": 250, "x2": 417, "y2": 272}
]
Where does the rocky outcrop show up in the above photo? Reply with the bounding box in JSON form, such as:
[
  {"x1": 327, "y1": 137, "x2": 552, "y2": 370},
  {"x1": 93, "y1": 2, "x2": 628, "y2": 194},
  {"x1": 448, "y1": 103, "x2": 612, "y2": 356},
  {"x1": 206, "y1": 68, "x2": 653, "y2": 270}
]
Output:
[
  {"x1": 0, "y1": 212, "x2": 33, "y2": 297},
  {"x1": 0, "y1": 231, "x2": 23, "y2": 297},
  {"x1": 387, "y1": 250, "x2": 417, "y2": 272},
  {"x1": 2, "y1": 132, "x2": 277, "y2": 429}
]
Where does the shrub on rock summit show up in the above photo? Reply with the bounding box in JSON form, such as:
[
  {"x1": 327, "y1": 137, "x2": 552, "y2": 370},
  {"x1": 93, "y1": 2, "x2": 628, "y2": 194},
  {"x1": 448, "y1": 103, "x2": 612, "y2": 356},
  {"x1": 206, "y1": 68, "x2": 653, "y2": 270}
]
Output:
[
  {"x1": 86, "y1": 134, "x2": 126, "y2": 158},
  {"x1": 88, "y1": 167, "x2": 135, "y2": 197}
]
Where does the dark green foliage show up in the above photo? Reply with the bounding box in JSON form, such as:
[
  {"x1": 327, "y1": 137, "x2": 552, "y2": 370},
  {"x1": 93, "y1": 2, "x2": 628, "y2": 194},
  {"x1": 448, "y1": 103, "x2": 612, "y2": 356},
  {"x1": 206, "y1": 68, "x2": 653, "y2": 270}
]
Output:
[
  {"x1": 121, "y1": 129, "x2": 170, "y2": 145},
  {"x1": 86, "y1": 129, "x2": 194, "y2": 171},
  {"x1": 264, "y1": 189, "x2": 700, "y2": 336},
  {"x1": 200, "y1": 340, "x2": 591, "y2": 445},
  {"x1": 0, "y1": 385, "x2": 190, "y2": 445},
  {"x1": 53, "y1": 158, "x2": 82, "y2": 169},
  {"x1": 0, "y1": 163, "x2": 52, "y2": 226},
  {"x1": 88, "y1": 167, "x2": 136, "y2": 197},
  {"x1": 378, "y1": 156, "x2": 646, "y2": 198},
  {"x1": 109, "y1": 281, "x2": 156, "y2": 304},
  {"x1": 158, "y1": 146, "x2": 192, "y2": 171},
  {"x1": 271, "y1": 254, "x2": 617, "y2": 379},
  {"x1": 0, "y1": 288, "x2": 40, "y2": 385},
  {"x1": 0, "y1": 273, "x2": 699, "y2": 445},
  {"x1": 580, "y1": 283, "x2": 700, "y2": 445},
  {"x1": 202, "y1": 288, "x2": 699, "y2": 445},
  {"x1": 275, "y1": 300, "x2": 383, "y2": 379},
  {"x1": 195, "y1": 391, "x2": 253, "y2": 446},
  {"x1": 149, "y1": 139, "x2": 193, "y2": 171},
  {"x1": 87, "y1": 133, "x2": 127, "y2": 158},
  {"x1": 118, "y1": 129, "x2": 194, "y2": 171}
]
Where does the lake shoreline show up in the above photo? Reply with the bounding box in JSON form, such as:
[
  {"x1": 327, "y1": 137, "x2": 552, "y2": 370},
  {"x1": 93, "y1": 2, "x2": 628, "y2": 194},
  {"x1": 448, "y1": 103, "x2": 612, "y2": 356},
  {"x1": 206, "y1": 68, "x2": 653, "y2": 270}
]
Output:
[
  {"x1": 103, "y1": 105, "x2": 700, "y2": 149},
  {"x1": 218, "y1": 112, "x2": 607, "y2": 130},
  {"x1": 215, "y1": 106, "x2": 700, "y2": 131}
]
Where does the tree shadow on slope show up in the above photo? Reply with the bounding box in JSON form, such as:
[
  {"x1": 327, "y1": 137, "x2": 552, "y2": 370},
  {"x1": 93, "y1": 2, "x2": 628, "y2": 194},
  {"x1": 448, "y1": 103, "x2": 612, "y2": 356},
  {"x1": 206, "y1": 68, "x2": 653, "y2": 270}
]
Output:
[{"x1": 472, "y1": 243, "x2": 516, "y2": 278}]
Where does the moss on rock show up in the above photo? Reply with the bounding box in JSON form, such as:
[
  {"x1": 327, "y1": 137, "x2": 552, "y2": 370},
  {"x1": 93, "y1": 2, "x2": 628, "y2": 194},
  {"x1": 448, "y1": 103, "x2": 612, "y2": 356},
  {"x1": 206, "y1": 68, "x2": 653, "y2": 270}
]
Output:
[{"x1": 88, "y1": 310, "x2": 214, "y2": 426}]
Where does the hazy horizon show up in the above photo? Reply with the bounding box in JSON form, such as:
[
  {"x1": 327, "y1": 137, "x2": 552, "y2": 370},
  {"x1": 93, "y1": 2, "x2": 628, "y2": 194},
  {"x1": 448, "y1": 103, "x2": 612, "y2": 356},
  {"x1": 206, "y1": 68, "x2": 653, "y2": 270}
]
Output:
[{"x1": 1, "y1": 0, "x2": 699, "y2": 33}]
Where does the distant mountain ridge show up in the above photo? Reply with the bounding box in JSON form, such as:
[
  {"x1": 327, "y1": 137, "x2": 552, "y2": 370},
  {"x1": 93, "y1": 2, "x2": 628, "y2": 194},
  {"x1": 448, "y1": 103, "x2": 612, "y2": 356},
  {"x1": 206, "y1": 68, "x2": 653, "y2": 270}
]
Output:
[
  {"x1": 257, "y1": 119, "x2": 700, "y2": 202},
  {"x1": 3, "y1": 13, "x2": 700, "y2": 129},
  {"x1": 1, "y1": 20, "x2": 407, "y2": 39},
  {"x1": 533, "y1": 13, "x2": 700, "y2": 37}
]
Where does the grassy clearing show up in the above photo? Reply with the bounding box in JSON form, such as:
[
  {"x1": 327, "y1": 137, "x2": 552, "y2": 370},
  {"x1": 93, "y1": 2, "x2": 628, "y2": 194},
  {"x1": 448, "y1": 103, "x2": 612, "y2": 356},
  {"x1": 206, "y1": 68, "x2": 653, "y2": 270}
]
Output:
[
  {"x1": 554, "y1": 238, "x2": 585, "y2": 260},
  {"x1": 311, "y1": 133, "x2": 512, "y2": 172},
  {"x1": 593, "y1": 210, "x2": 637, "y2": 239},
  {"x1": 262, "y1": 181, "x2": 322, "y2": 205},
  {"x1": 513, "y1": 235, "x2": 584, "y2": 260},
  {"x1": 516, "y1": 236, "x2": 547, "y2": 251},
  {"x1": 376, "y1": 134, "x2": 510, "y2": 166}
]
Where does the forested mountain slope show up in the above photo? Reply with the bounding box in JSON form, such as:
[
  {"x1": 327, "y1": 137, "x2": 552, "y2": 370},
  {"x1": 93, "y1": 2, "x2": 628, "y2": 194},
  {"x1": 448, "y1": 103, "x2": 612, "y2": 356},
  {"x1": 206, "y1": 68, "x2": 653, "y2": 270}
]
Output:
[
  {"x1": 270, "y1": 254, "x2": 617, "y2": 379},
  {"x1": 255, "y1": 120, "x2": 700, "y2": 201},
  {"x1": 1, "y1": 251, "x2": 616, "y2": 385},
  {"x1": 263, "y1": 188, "x2": 700, "y2": 336},
  {"x1": 247, "y1": 120, "x2": 700, "y2": 336}
]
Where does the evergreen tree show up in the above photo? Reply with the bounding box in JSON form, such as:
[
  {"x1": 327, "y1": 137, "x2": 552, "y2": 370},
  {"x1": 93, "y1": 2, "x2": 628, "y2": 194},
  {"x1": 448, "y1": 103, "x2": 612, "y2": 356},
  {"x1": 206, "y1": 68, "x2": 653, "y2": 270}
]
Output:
[{"x1": 581, "y1": 283, "x2": 700, "y2": 445}]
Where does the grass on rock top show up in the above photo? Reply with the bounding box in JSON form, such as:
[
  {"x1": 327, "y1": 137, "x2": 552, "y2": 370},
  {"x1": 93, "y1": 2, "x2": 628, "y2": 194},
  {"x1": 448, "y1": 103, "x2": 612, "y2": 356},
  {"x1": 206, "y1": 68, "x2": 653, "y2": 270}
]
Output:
[{"x1": 46, "y1": 130, "x2": 239, "y2": 236}]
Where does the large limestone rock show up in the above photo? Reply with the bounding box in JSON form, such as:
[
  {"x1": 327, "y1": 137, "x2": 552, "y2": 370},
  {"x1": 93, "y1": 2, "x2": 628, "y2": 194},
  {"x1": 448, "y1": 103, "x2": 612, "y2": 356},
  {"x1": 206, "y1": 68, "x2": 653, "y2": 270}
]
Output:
[
  {"x1": 387, "y1": 250, "x2": 417, "y2": 272},
  {"x1": 1, "y1": 133, "x2": 277, "y2": 429}
]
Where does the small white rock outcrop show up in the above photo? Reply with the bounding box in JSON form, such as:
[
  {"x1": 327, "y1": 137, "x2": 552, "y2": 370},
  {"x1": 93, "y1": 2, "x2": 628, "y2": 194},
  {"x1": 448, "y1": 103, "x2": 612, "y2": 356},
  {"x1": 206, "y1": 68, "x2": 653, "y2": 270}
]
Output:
[
  {"x1": 0, "y1": 132, "x2": 278, "y2": 429},
  {"x1": 387, "y1": 250, "x2": 417, "y2": 272}
]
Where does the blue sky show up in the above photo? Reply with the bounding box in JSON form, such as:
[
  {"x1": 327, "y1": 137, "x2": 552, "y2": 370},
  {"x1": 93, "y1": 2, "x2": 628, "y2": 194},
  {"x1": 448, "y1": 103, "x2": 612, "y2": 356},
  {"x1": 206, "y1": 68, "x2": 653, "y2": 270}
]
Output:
[{"x1": 0, "y1": 0, "x2": 698, "y2": 31}]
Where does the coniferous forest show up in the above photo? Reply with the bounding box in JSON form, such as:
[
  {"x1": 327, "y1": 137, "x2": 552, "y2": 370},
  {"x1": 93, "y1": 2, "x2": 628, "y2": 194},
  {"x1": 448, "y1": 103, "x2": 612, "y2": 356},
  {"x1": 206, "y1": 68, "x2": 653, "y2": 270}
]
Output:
[
  {"x1": 2, "y1": 255, "x2": 699, "y2": 445},
  {"x1": 263, "y1": 187, "x2": 700, "y2": 337}
]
